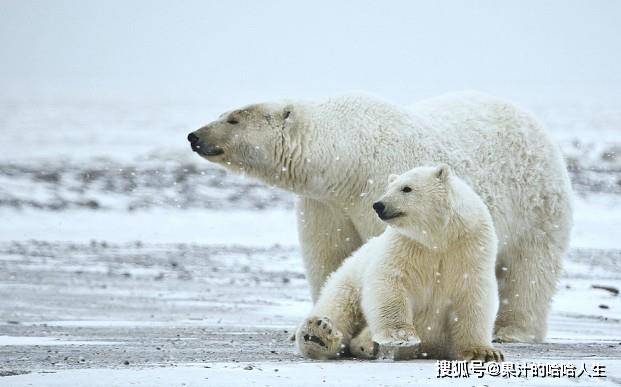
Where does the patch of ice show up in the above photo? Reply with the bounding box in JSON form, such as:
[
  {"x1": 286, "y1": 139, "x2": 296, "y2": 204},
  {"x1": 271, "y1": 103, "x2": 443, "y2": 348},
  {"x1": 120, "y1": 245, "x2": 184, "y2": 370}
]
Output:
[{"x1": 0, "y1": 208, "x2": 298, "y2": 246}]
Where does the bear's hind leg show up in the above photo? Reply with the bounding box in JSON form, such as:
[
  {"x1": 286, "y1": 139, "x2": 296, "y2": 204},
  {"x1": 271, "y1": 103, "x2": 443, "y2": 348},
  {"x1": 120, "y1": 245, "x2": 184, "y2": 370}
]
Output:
[{"x1": 494, "y1": 237, "x2": 564, "y2": 343}]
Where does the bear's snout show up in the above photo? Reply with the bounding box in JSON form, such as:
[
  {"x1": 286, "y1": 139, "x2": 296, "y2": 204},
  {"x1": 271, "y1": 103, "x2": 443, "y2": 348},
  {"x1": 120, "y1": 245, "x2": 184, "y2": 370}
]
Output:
[
  {"x1": 187, "y1": 131, "x2": 204, "y2": 153},
  {"x1": 187, "y1": 131, "x2": 224, "y2": 156},
  {"x1": 187, "y1": 132, "x2": 199, "y2": 145},
  {"x1": 373, "y1": 201, "x2": 404, "y2": 220},
  {"x1": 373, "y1": 201, "x2": 385, "y2": 217}
]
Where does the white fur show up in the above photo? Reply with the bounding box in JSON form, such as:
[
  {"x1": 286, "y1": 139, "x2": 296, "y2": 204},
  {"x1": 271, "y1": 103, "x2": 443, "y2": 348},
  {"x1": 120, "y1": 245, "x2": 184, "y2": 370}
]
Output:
[
  {"x1": 294, "y1": 166, "x2": 503, "y2": 360},
  {"x1": 191, "y1": 91, "x2": 573, "y2": 343}
]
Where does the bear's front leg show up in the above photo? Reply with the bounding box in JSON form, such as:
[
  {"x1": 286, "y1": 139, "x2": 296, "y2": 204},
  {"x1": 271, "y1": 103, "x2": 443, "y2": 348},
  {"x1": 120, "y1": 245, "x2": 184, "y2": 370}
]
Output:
[
  {"x1": 450, "y1": 281, "x2": 504, "y2": 362},
  {"x1": 297, "y1": 198, "x2": 362, "y2": 301},
  {"x1": 361, "y1": 275, "x2": 419, "y2": 346}
]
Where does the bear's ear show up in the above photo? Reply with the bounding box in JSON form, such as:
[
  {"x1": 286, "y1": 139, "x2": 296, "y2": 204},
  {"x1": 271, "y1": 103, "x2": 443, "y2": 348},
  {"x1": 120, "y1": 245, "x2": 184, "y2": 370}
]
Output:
[
  {"x1": 387, "y1": 174, "x2": 399, "y2": 184},
  {"x1": 435, "y1": 164, "x2": 451, "y2": 182},
  {"x1": 282, "y1": 104, "x2": 295, "y2": 128}
]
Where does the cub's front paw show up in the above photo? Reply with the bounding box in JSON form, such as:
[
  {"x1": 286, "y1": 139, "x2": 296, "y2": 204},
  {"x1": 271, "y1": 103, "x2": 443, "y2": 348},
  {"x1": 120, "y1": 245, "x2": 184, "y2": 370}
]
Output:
[
  {"x1": 295, "y1": 316, "x2": 343, "y2": 360},
  {"x1": 459, "y1": 346, "x2": 504, "y2": 362},
  {"x1": 372, "y1": 325, "x2": 419, "y2": 346},
  {"x1": 372, "y1": 326, "x2": 420, "y2": 361}
]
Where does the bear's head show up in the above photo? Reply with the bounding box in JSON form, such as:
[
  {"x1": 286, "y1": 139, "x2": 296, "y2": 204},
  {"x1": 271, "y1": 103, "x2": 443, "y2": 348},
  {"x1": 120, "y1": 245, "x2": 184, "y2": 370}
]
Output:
[
  {"x1": 187, "y1": 102, "x2": 307, "y2": 189},
  {"x1": 373, "y1": 164, "x2": 454, "y2": 241}
]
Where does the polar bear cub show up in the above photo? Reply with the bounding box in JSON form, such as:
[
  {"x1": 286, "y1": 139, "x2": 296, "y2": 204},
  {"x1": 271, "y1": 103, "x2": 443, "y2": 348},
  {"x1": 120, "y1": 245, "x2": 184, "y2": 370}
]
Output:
[{"x1": 295, "y1": 165, "x2": 503, "y2": 361}]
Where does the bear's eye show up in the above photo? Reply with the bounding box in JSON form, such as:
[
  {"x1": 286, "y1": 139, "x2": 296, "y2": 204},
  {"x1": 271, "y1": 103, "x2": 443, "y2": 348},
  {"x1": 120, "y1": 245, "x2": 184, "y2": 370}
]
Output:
[
  {"x1": 227, "y1": 118, "x2": 239, "y2": 125},
  {"x1": 402, "y1": 186, "x2": 412, "y2": 193}
]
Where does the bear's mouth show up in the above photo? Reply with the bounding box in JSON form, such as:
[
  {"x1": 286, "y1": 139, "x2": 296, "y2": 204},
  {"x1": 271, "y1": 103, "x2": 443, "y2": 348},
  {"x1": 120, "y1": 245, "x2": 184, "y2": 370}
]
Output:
[
  {"x1": 379, "y1": 211, "x2": 404, "y2": 221},
  {"x1": 191, "y1": 142, "x2": 224, "y2": 157}
]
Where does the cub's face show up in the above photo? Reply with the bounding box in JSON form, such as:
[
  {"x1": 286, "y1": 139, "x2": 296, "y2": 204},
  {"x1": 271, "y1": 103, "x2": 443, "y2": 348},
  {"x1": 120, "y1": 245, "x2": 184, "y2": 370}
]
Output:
[
  {"x1": 186, "y1": 103, "x2": 299, "y2": 178},
  {"x1": 373, "y1": 165, "x2": 452, "y2": 236}
]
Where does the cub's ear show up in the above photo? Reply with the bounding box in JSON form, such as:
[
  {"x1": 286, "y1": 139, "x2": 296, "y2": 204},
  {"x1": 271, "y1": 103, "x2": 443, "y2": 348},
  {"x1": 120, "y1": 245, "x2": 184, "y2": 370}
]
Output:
[
  {"x1": 435, "y1": 164, "x2": 451, "y2": 182},
  {"x1": 387, "y1": 174, "x2": 399, "y2": 184}
]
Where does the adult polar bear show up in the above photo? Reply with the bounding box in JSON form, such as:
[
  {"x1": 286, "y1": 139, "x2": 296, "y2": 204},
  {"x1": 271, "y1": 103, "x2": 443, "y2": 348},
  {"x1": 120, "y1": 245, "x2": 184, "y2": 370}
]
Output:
[{"x1": 187, "y1": 91, "x2": 573, "y2": 343}]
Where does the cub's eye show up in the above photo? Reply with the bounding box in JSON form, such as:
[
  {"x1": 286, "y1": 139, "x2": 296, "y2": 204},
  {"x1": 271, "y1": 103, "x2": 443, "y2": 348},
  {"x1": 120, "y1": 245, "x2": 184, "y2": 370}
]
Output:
[
  {"x1": 227, "y1": 118, "x2": 239, "y2": 125},
  {"x1": 402, "y1": 186, "x2": 412, "y2": 193}
]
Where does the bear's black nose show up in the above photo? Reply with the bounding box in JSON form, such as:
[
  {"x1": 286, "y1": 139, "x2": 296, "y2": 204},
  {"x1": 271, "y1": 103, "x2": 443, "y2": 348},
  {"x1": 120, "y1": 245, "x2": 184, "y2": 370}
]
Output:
[
  {"x1": 187, "y1": 132, "x2": 199, "y2": 144},
  {"x1": 372, "y1": 201, "x2": 385, "y2": 216}
]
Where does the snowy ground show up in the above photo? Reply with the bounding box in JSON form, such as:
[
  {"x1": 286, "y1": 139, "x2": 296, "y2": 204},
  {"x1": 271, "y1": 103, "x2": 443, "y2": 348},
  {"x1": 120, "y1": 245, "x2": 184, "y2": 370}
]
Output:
[{"x1": 1, "y1": 97, "x2": 620, "y2": 386}]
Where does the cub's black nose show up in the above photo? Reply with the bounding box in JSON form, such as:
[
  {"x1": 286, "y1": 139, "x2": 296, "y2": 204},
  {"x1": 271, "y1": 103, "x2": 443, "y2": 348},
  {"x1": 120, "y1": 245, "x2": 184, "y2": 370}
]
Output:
[
  {"x1": 372, "y1": 201, "x2": 385, "y2": 216},
  {"x1": 187, "y1": 132, "x2": 199, "y2": 144}
]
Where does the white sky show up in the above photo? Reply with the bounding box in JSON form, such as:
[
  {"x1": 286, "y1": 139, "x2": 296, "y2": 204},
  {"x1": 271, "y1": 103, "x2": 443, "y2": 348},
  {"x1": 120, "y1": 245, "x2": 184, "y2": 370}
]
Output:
[{"x1": 1, "y1": 0, "x2": 620, "y2": 103}]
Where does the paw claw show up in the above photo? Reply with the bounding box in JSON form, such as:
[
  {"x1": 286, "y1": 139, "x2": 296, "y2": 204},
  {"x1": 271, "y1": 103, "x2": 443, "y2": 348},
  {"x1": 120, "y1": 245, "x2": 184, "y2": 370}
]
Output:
[{"x1": 460, "y1": 346, "x2": 504, "y2": 363}]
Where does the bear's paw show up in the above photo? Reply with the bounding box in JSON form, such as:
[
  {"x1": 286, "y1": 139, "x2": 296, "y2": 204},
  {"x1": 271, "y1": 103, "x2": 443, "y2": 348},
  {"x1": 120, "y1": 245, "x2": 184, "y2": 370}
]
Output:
[{"x1": 295, "y1": 316, "x2": 343, "y2": 360}]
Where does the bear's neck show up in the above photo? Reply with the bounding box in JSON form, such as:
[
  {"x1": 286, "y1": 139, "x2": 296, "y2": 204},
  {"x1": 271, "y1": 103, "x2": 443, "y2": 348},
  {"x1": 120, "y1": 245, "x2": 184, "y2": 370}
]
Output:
[
  {"x1": 392, "y1": 224, "x2": 456, "y2": 252},
  {"x1": 392, "y1": 212, "x2": 488, "y2": 253},
  {"x1": 262, "y1": 125, "x2": 373, "y2": 201}
]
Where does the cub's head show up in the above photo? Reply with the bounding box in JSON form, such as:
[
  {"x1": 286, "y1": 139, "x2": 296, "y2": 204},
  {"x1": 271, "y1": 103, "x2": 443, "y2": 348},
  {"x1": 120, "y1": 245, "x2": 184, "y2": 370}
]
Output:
[
  {"x1": 187, "y1": 102, "x2": 305, "y2": 184},
  {"x1": 373, "y1": 164, "x2": 453, "y2": 238}
]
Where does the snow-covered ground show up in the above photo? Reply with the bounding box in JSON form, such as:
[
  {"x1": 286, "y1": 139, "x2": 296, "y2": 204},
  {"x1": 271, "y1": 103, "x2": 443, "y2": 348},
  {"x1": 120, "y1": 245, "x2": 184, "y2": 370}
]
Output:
[
  {"x1": 1, "y1": 96, "x2": 620, "y2": 386},
  {"x1": 5, "y1": 361, "x2": 621, "y2": 387}
]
